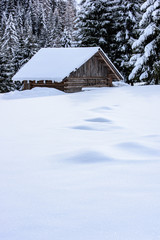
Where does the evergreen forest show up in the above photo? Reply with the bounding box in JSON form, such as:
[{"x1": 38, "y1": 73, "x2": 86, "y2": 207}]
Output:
[{"x1": 0, "y1": 0, "x2": 160, "y2": 92}]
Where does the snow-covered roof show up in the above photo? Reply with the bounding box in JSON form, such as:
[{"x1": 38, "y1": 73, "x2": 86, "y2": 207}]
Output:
[{"x1": 13, "y1": 47, "x2": 123, "y2": 82}]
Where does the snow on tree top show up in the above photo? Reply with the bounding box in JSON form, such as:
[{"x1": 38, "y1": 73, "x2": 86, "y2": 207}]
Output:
[{"x1": 12, "y1": 47, "x2": 104, "y2": 82}]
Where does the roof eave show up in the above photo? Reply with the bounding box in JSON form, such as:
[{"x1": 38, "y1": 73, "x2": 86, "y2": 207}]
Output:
[{"x1": 98, "y1": 48, "x2": 124, "y2": 80}]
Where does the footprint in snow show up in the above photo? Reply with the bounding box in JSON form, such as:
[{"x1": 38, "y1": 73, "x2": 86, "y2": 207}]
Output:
[
  {"x1": 65, "y1": 151, "x2": 113, "y2": 164},
  {"x1": 72, "y1": 125, "x2": 95, "y2": 131},
  {"x1": 91, "y1": 106, "x2": 112, "y2": 112},
  {"x1": 85, "y1": 117, "x2": 112, "y2": 123}
]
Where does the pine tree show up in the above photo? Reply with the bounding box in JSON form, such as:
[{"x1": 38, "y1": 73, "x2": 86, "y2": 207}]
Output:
[
  {"x1": 61, "y1": 0, "x2": 76, "y2": 47},
  {"x1": 0, "y1": 13, "x2": 19, "y2": 91},
  {"x1": 23, "y1": 11, "x2": 39, "y2": 61},
  {"x1": 113, "y1": 0, "x2": 143, "y2": 81},
  {"x1": 129, "y1": 0, "x2": 160, "y2": 84},
  {"x1": 74, "y1": 0, "x2": 121, "y2": 58},
  {"x1": 0, "y1": 0, "x2": 79, "y2": 92},
  {"x1": 6, "y1": 0, "x2": 17, "y2": 16},
  {"x1": 52, "y1": 6, "x2": 64, "y2": 47},
  {"x1": 0, "y1": 0, "x2": 7, "y2": 21},
  {"x1": 37, "y1": 3, "x2": 48, "y2": 47},
  {"x1": 75, "y1": 0, "x2": 108, "y2": 48},
  {"x1": 101, "y1": 0, "x2": 119, "y2": 58}
]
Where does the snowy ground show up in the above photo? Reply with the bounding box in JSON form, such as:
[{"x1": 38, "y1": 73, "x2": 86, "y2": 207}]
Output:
[{"x1": 0, "y1": 85, "x2": 160, "y2": 240}]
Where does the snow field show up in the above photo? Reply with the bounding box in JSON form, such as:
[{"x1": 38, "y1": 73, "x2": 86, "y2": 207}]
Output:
[{"x1": 0, "y1": 86, "x2": 160, "y2": 240}]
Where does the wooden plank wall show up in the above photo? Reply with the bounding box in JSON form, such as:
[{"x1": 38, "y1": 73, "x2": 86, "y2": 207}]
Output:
[
  {"x1": 64, "y1": 52, "x2": 114, "y2": 92},
  {"x1": 69, "y1": 53, "x2": 108, "y2": 78}
]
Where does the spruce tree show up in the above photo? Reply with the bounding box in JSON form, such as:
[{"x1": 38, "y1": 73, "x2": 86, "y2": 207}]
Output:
[
  {"x1": 0, "y1": 0, "x2": 80, "y2": 92},
  {"x1": 75, "y1": 0, "x2": 108, "y2": 48},
  {"x1": 113, "y1": 0, "x2": 143, "y2": 81},
  {"x1": 102, "y1": 0, "x2": 119, "y2": 59},
  {"x1": 24, "y1": 12, "x2": 39, "y2": 61},
  {"x1": 0, "y1": 13, "x2": 19, "y2": 91},
  {"x1": 74, "y1": 0, "x2": 121, "y2": 59},
  {"x1": 129, "y1": 0, "x2": 160, "y2": 84},
  {"x1": 61, "y1": 0, "x2": 76, "y2": 47}
]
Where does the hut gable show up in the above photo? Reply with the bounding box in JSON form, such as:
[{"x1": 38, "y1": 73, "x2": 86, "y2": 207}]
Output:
[{"x1": 12, "y1": 47, "x2": 123, "y2": 93}]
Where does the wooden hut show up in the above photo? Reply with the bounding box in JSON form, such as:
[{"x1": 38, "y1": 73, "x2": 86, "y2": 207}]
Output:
[{"x1": 12, "y1": 47, "x2": 123, "y2": 93}]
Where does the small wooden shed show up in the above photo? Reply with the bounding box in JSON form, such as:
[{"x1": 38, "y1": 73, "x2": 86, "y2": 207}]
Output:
[{"x1": 12, "y1": 47, "x2": 123, "y2": 93}]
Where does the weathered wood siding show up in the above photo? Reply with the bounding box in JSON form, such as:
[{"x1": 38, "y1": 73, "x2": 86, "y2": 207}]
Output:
[
  {"x1": 64, "y1": 52, "x2": 114, "y2": 92},
  {"x1": 69, "y1": 53, "x2": 108, "y2": 79}
]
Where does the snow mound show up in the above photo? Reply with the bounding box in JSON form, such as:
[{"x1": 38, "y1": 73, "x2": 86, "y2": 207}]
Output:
[
  {"x1": 134, "y1": 82, "x2": 147, "y2": 86},
  {"x1": 65, "y1": 150, "x2": 113, "y2": 164},
  {"x1": 0, "y1": 85, "x2": 160, "y2": 240},
  {"x1": 12, "y1": 47, "x2": 100, "y2": 82},
  {"x1": 112, "y1": 81, "x2": 130, "y2": 87},
  {"x1": 117, "y1": 142, "x2": 160, "y2": 158},
  {"x1": 2, "y1": 87, "x2": 65, "y2": 100},
  {"x1": 12, "y1": 47, "x2": 123, "y2": 82}
]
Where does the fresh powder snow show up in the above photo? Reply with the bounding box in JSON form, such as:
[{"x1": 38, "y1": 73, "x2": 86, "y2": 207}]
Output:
[
  {"x1": 12, "y1": 47, "x2": 101, "y2": 82},
  {"x1": 12, "y1": 47, "x2": 123, "y2": 83},
  {"x1": 0, "y1": 85, "x2": 160, "y2": 240}
]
